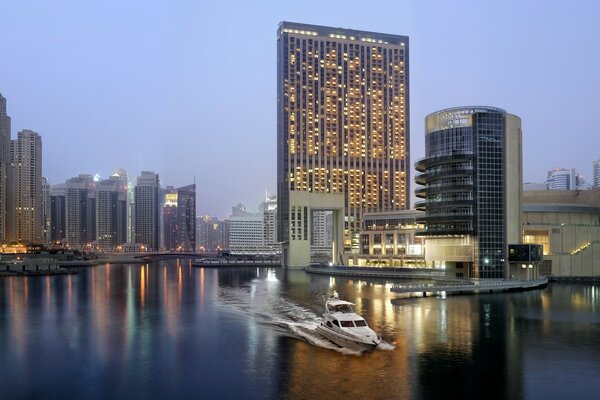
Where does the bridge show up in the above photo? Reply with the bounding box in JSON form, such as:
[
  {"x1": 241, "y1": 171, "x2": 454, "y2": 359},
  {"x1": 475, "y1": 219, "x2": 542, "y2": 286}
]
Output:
[{"x1": 134, "y1": 252, "x2": 202, "y2": 261}]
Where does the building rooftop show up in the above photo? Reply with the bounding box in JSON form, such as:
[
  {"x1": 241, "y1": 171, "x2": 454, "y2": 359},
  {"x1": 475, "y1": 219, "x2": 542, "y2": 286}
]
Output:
[{"x1": 277, "y1": 21, "x2": 408, "y2": 45}]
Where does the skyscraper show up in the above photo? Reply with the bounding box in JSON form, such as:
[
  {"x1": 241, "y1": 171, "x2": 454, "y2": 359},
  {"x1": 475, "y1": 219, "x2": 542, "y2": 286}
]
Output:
[
  {"x1": 50, "y1": 184, "x2": 66, "y2": 243},
  {"x1": 415, "y1": 106, "x2": 522, "y2": 279},
  {"x1": 11, "y1": 130, "x2": 42, "y2": 243},
  {"x1": 63, "y1": 175, "x2": 96, "y2": 249},
  {"x1": 0, "y1": 94, "x2": 11, "y2": 243},
  {"x1": 135, "y1": 171, "x2": 160, "y2": 251},
  {"x1": 176, "y1": 184, "x2": 196, "y2": 252},
  {"x1": 41, "y1": 177, "x2": 51, "y2": 244},
  {"x1": 277, "y1": 22, "x2": 410, "y2": 253},
  {"x1": 162, "y1": 186, "x2": 178, "y2": 250},
  {"x1": 96, "y1": 176, "x2": 127, "y2": 250}
]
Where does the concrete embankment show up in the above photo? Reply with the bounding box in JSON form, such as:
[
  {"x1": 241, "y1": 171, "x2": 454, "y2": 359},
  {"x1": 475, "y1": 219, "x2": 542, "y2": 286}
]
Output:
[
  {"x1": 548, "y1": 276, "x2": 600, "y2": 283},
  {"x1": 192, "y1": 260, "x2": 282, "y2": 268}
]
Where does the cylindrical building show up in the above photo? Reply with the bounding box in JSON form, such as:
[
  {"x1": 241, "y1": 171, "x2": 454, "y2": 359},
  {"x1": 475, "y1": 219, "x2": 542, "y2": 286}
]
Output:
[{"x1": 415, "y1": 106, "x2": 522, "y2": 279}]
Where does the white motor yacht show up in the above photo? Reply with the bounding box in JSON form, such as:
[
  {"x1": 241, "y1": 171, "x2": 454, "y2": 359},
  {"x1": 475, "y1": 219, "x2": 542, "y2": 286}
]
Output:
[{"x1": 316, "y1": 291, "x2": 381, "y2": 352}]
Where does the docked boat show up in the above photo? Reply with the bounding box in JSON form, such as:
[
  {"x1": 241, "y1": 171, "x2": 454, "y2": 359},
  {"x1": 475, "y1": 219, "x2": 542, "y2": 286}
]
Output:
[{"x1": 316, "y1": 291, "x2": 381, "y2": 352}]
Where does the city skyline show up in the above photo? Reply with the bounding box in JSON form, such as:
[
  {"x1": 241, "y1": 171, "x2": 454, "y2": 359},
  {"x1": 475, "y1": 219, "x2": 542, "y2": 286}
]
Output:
[{"x1": 2, "y1": 1, "x2": 600, "y2": 218}]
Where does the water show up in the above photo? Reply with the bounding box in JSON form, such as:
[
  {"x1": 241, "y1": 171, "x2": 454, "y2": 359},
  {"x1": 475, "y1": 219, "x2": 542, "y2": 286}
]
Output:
[{"x1": 1, "y1": 261, "x2": 600, "y2": 399}]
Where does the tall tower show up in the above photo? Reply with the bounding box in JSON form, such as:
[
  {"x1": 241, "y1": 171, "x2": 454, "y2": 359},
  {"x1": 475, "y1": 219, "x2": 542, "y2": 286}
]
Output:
[
  {"x1": 135, "y1": 171, "x2": 160, "y2": 251},
  {"x1": 162, "y1": 186, "x2": 178, "y2": 250},
  {"x1": 64, "y1": 175, "x2": 96, "y2": 249},
  {"x1": 176, "y1": 184, "x2": 196, "y2": 252},
  {"x1": 415, "y1": 106, "x2": 522, "y2": 279},
  {"x1": 97, "y1": 176, "x2": 127, "y2": 250},
  {"x1": 11, "y1": 130, "x2": 43, "y2": 243},
  {"x1": 0, "y1": 94, "x2": 11, "y2": 243},
  {"x1": 41, "y1": 177, "x2": 51, "y2": 244},
  {"x1": 277, "y1": 22, "x2": 410, "y2": 253}
]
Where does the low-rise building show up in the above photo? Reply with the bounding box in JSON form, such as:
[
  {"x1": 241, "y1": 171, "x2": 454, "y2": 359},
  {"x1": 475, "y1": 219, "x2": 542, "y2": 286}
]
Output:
[
  {"x1": 349, "y1": 210, "x2": 426, "y2": 267},
  {"x1": 523, "y1": 189, "x2": 600, "y2": 277}
]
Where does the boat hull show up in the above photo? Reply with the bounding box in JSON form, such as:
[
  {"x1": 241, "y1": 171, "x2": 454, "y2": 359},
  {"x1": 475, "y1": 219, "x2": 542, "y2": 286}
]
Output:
[{"x1": 316, "y1": 324, "x2": 380, "y2": 352}]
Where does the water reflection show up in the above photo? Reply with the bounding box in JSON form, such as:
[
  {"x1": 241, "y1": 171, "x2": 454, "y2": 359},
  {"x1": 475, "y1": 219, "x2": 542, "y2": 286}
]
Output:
[{"x1": 0, "y1": 264, "x2": 599, "y2": 399}]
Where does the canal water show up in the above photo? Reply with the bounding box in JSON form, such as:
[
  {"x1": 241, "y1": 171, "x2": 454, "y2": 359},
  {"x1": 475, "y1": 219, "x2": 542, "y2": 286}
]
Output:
[{"x1": 1, "y1": 261, "x2": 599, "y2": 399}]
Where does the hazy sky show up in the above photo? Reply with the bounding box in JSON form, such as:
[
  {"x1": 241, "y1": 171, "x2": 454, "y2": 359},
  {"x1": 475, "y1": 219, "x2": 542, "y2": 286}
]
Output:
[{"x1": 2, "y1": 0, "x2": 599, "y2": 218}]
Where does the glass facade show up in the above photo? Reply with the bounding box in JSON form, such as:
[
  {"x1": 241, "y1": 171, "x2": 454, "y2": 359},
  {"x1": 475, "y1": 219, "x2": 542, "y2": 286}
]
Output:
[{"x1": 416, "y1": 107, "x2": 509, "y2": 279}]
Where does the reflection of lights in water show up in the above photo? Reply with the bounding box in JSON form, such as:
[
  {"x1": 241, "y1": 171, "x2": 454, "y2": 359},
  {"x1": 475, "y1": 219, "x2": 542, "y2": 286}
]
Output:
[
  {"x1": 200, "y1": 268, "x2": 205, "y2": 307},
  {"x1": 329, "y1": 277, "x2": 335, "y2": 287},
  {"x1": 266, "y1": 269, "x2": 278, "y2": 282}
]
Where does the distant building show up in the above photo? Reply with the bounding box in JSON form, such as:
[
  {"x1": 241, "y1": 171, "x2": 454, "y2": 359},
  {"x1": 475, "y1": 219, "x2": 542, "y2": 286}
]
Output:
[
  {"x1": 96, "y1": 176, "x2": 127, "y2": 250},
  {"x1": 196, "y1": 215, "x2": 229, "y2": 253},
  {"x1": 50, "y1": 184, "x2": 66, "y2": 243},
  {"x1": 176, "y1": 184, "x2": 196, "y2": 252},
  {"x1": 162, "y1": 186, "x2": 178, "y2": 250},
  {"x1": 41, "y1": 177, "x2": 51, "y2": 244},
  {"x1": 0, "y1": 94, "x2": 11, "y2": 243},
  {"x1": 63, "y1": 175, "x2": 96, "y2": 249},
  {"x1": 134, "y1": 171, "x2": 160, "y2": 251},
  {"x1": 11, "y1": 130, "x2": 43, "y2": 243},
  {"x1": 593, "y1": 160, "x2": 600, "y2": 188},
  {"x1": 229, "y1": 199, "x2": 280, "y2": 255},
  {"x1": 415, "y1": 106, "x2": 524, "y2": 279},
  {"x1": 546, "y1": 167, "x2": 585, "y2": 190},
  {"x1": 112, "y1": 168, "x2": 133, "y2": 243}
]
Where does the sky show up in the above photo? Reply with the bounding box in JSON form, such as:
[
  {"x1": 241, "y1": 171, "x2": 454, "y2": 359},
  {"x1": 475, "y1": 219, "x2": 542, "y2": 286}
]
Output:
[{"x1": 1, "y1": 0, "x2": 599, "y2": 218}]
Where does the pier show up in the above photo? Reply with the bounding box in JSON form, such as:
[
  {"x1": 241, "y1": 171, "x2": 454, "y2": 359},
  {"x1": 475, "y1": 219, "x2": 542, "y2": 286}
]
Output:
[{"x1": 390, "y1": 277, "x2": 548, "y2": 295}]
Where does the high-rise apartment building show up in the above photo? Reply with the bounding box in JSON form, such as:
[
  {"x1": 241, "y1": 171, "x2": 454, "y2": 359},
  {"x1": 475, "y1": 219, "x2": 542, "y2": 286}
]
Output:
[
  {"x1": 415, "y1": 106, "x2": 522, "y2": 279},
  {"x1": 197, "y1": 215, "x2": 229, "y2": 253},
  {"x1": 96, "y1": 176, "x2": 127, "y2": 250},
  {"x1": 11, "y1": 130, "x2": 43, "y2": 243},
  {"x1": 162, "y1": 186, "x2": 178, "y2": 250},
  {"x1": 277, "y1": 22, "x2": 410, "y2": 252},
  {"x1": 111, "y1": 168, "x2": 134, "y2": 242},
  {"x1": 162, "y1": 184, "x2": 196, "y2": 252},
  {"x1": 63, "y1": 175, "x2": 96, "y2": 249},
  {"x1": 0, "y1": 94, "x2": 11, "y2": 243},
  {"x1": 41, "y1": 177, "x2": 51, "y2": 243},
  {"x1": 50, "y1": 184, "x2": 66, "y2": 243},
  {"x1": 135, "y1": 171, "x2": 160, "y2": 251},
  {"x1": 176, "y1": 184, "x2": 196, "y2": 252}
]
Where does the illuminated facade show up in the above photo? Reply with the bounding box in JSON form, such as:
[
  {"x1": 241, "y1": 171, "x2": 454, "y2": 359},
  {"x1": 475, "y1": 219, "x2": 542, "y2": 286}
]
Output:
[
  {"x1": 162, "y1": 187, "x2": 178, "y2": 250},
  {"x1": 277, "y1": 22, "x2": 410, "y2": 252},
  {"x1": 415, "y1": 106, "x2": 522, "y2": 279},
  {"x1": 11, "y1": 130, "x2": 43, "y2": 243},
  {"x1": 354, "y1": 210, "x2": 425, "y2": 267}
]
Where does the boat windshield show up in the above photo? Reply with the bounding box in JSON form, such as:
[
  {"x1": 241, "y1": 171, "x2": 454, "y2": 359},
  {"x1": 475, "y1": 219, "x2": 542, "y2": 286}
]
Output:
[
  {"x1": 340, "y1": 321, "x2": 354, "y2": 328},
  {"x1": 330, "y1": 304, "x2": 354, "y2": 313},
  {"x1": 354, "y1": 319, "x2": 367, "y2": 327}
]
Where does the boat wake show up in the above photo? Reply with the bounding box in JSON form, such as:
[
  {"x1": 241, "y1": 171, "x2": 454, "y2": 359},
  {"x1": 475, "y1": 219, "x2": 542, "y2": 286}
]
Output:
[{"x1": 218, "y1": 283, "x2": 394, "y2": 355}]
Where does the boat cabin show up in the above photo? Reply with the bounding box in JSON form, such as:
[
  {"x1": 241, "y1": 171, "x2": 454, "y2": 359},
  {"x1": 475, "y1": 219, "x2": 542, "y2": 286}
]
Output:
[{"x1": 327, "y1": 301, "x2": 355, "y2": 314}]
